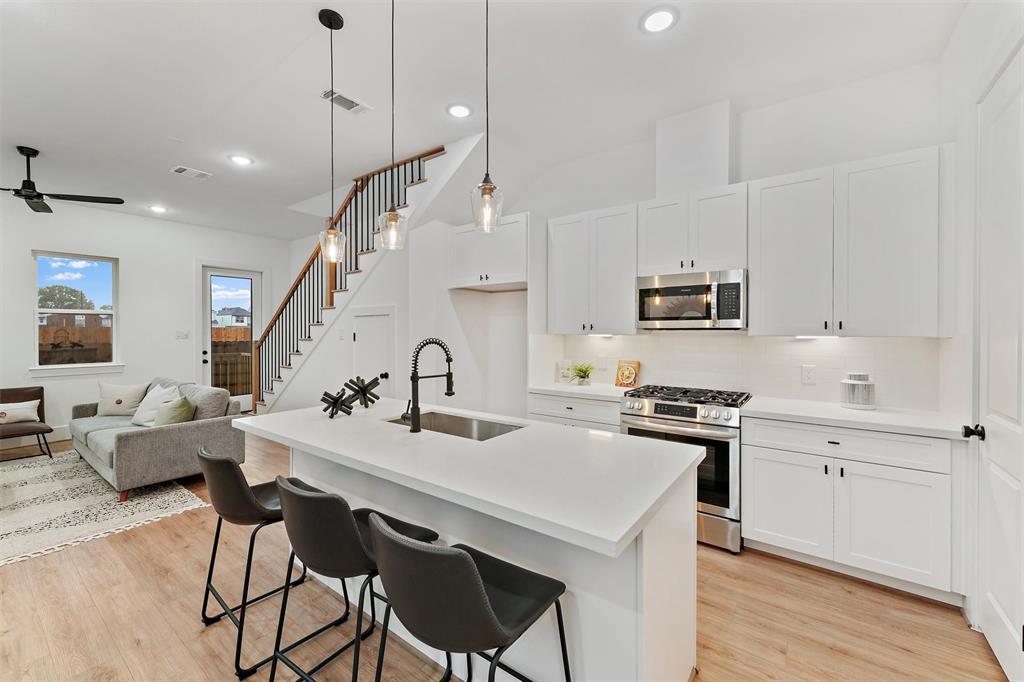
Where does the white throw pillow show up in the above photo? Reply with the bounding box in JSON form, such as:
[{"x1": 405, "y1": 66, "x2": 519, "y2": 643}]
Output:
[
  {"x1": 97, "y1": 382, "x2": 149, "y2": 416},
  {"x1": 131, "y1": 385, "x2": 181, "y2": 427},
  {"x1": 0, "y1": 400, "x2": 40, "y2": 424}
]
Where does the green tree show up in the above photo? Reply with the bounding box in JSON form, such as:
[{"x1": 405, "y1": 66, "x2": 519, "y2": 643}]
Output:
[
  {"x1": 99, "y1": 304, "x2": 113, "y2": 311},
  {"x1": 37, "y1": 285, "x2": 95, "y2": 310}
]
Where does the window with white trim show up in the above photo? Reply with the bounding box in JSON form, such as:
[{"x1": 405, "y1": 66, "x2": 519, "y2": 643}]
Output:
[{"x1": 35, "y1": 253, "x2": 118, "y2": 366}]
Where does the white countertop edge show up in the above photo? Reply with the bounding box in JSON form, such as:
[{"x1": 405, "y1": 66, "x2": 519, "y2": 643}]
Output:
[
  {"x1": 741, "y1": 398, "x2": 965, "y2": 440},
  {"x1": 528, "y1": 383, "x2": 629, "y2": 402},
  {"x1": 234, "y1": 414, "x2": 693, "y2": 558}
]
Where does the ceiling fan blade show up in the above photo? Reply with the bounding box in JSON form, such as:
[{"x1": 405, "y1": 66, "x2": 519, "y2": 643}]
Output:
[
  {"x1": 44, "y1": 193, "x2": 124, "y2": 205},
  {"x1": 26, "y1": 199, "x2": 53, "y2": 213}
]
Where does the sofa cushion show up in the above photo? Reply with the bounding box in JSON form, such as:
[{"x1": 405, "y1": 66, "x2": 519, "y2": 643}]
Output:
[
  {"x1": 86, "y1": 426, "x2": 147, "y2": 469},
  {"x1": 0, "y1": 399, "x2": 40, "y2": 425},
  {"x1": 149, "y1": 377, "x2": 192, "y2": 391},
  {"x1": 153, "y1": 395, "x2": 196, "y2": 426},
  {"x1": 97, "y1": 382, "x2": 148, "y2": 416},
  {"x1": 69, "y1": 416, "x2": 134, "y2": 443},
  {"x1": 179, "y1": 384, "x2": 230, "y2": 420},
  {"x1": 132, "y1": 384, "x2": 181, "y2": 427}
]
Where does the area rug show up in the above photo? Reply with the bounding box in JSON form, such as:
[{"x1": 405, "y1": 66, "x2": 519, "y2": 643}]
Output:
[{"x1": 0, "y1": 451, "x2": 206, "y2": 566}]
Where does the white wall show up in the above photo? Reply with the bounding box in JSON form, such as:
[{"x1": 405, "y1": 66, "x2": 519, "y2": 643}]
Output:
[
  {"x1": 656, "y1": 100, "x2": 731, "y2": 196},
  {"x1": 935, "y1": 1, "x2": 1024, "y2": 418},
  {"x1": 408, "y1": 220, "x2": 528, "y2": 417},
  {"x1": 0, "y1": 201, "x2": 291, "y2": 446}
]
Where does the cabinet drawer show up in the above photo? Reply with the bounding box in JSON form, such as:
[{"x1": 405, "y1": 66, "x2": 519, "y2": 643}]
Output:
[
  {"x1": 528, "y1": 412, "x2": 620, "y2": 432},
  {"x1": 527, "y1": 394, "x2": 621, "y2": 425},
  {"x1": 742, "y1": 418, "x2": 951, "y2": 474}
]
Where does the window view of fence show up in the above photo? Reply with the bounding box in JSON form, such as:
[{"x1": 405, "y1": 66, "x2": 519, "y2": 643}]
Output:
[
  {"x1": 210, "y1": 275, "x2": 253, "y2": 397},
  {"x1": 35, "y1": 254, "x2": 117, "y2": 366}
]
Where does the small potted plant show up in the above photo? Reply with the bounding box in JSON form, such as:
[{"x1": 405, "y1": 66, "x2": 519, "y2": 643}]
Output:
[{"x1": 570, "y1": 362, "x2": 594, "y2": 386}]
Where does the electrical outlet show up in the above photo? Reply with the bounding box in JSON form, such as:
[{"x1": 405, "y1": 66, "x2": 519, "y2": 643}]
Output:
[{"x1": 801, "y1": 364, "x2": 817, "y2": 385}]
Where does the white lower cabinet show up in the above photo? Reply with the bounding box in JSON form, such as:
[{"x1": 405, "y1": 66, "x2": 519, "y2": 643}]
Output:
[
  {"x1": 834, "y1": 459, "x2": 951, "y2": 590},
  {"x1": 742, "y1": 446, "x2": 834, "y2": 560},
  {"x1": 742, "y1": 419, "x2": 953, "y2": 592}
]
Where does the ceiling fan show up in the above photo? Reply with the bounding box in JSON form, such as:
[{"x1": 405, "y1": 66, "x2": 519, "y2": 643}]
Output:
[{"x1": 2, "y1": 145, "x2": 125, "y2": 213}]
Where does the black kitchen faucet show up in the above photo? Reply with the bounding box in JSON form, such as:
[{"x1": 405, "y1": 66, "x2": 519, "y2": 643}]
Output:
[{"x1": 404, "y1": 338, "x2": 454, "y2": 432}]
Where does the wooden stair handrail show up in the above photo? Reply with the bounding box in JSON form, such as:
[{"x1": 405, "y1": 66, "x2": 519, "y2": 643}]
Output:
[
  {"x1": 256, "y1": 243, "x2": 322, "y2": 349},
  {"x1": 352, "y1": 145, "x2": 445, "y2": 184}
]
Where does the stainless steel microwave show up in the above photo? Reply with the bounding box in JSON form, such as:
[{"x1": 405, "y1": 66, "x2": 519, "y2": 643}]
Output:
[{"x1": 636, "y1": 270, "x2": 747, "y2": 330}]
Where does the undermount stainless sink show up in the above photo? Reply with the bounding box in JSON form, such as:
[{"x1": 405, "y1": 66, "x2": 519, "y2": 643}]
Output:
[{"x1": 387, "y1": 411, "x2": 522, "y2": 442}]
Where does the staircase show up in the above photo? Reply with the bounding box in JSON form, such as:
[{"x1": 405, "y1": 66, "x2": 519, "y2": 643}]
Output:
[{"x1": 252, "y1": 135, "x2": 480, "y2": 412}]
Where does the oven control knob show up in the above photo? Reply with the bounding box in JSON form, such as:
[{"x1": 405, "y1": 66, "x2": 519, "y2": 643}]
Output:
[
  {"x1": 700, "y1": 408, "x2": 709, "y2": 418},
  {"x1": 712, "y1": 410, "x2": 720, "y2": 419},
  {"x1": 723, "y1": 412, "x2": 732, "y2": 421}
]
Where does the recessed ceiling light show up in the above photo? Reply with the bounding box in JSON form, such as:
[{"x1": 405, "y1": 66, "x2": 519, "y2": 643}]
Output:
[
  {"x1": 149, "y1": 205, "x2": 167, "y2": 213},
  {"x1": 229, "y1": 154, "x2": 254, "y2": 166},
  {"x1": 447, "y1": 104, "x2": 472, "y2": 119},
  {"x1": 641, "y1": 7, "x2": 677, "y2": 33}
]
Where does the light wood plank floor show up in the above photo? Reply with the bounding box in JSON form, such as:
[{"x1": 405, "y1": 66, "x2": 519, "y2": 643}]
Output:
[{"x1": 0, "y1": 437, "x2": 1005, "y2": 681}]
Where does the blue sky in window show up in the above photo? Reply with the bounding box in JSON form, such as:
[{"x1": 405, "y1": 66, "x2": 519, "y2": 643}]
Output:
[
  {"x1": 36, "y1": 256, "x2": 113, "y2": 308},
  {"x1": 211, "y1": 275, "x2": 251, "y2": 313}
]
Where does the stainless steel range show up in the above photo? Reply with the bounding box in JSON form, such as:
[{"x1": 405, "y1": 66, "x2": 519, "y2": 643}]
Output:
[{"x1": 621, "y1": 385, "x2": 751, "y2": 553}]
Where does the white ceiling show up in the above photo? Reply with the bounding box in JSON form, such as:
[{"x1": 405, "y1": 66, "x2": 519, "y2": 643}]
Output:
[{"x1": 1, "y1": 1, "x2": 964, "y2": 239}]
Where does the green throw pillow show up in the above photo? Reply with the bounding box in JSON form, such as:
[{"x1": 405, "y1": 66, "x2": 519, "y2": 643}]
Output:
[{"x1": 152, "y1": 395, "x2": 196, "y2": 426}]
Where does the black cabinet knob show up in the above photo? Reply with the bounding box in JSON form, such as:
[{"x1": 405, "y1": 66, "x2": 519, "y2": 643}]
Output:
[{"x1": 961, "y1": 424, "x2": 986, "y2": 441}]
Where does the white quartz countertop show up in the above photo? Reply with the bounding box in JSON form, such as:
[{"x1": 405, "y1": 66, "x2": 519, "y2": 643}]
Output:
[
  {"x1": 741, "y1": 396, "x2": 966, "y2": 440},
  {"x1": 528, "y1": 383, "x2": 629, "y2": 402},
  {"x1": 234, "y1": 398, "x2": 702, "y2": 557}
]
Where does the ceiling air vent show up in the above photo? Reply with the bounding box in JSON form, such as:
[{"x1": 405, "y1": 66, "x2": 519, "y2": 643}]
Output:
[
  {"x1": 170, "y1": 165, "x2": 212, "y2": 180},
  {"x1": 321, "y1": 89, "x2": 370, "y2": 114}
]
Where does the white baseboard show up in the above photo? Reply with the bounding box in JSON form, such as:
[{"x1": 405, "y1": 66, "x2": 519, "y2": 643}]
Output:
[
  {"x1": 744, "y1": 539, "x2": 966, "y2": 607},
  {"x1": 1, "y1": 425, "x2": 70, "y2": 451}
]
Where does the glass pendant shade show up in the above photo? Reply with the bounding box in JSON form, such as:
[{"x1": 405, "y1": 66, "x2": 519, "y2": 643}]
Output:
[
  {"x1": 318, "y1": 223, "x2": 345, "y2": 263},
  {"x1": 377, "y1": 207, "x2": 408, "y2": 250},
  {"x1": 471, "y1": 175, "x2": 503, "y2": 233}
]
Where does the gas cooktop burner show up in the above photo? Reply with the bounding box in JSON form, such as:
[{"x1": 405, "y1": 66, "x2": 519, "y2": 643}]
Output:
[{"x1": 624, "y1": 384, "x2": 752, "y2": 408}]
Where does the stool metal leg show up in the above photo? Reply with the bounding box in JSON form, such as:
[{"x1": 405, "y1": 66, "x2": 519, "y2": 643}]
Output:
[
  {"x1": 466, "y1": 653, "x2": 473, "y2": 682},
  {"x1": 488, "y1": 645, "x2": 510, "y2": 682},
  {"x1": 373, "y1": 603, "x2": 392, "y2": 682},
  {"x1": 555, "y1": 599, "x2": 571, "y2": 682},
  {"x1": 440, "y1": 652, "x2": 453, "y2": 682}
]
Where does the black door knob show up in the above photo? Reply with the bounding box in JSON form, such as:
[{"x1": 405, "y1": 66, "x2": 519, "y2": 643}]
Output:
[
  {"x1": 202, "y1": 350, "x2": 208, "y2": 355},
  {"x1": 961, "y1": 424, "x2": 986, "y2": 441},
  {"x1": 202, "y1": 359, "x2": 209, "y2": 365}
]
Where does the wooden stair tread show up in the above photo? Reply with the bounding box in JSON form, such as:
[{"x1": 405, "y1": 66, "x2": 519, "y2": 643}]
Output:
[
  {"x1": 405, "y1": 178, "x2": 428, "y2": 188},
  {"x1": 357, "y1": 248, "x2": 376, "y2": 255}
]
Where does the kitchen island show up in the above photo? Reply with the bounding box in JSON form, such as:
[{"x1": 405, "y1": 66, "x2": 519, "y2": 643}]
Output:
[{"x1": 233, "y1": 398, "x2": 702, "y2": 681}]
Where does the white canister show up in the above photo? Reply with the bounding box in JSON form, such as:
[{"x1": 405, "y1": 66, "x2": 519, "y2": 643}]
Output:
[{"x1": 840, "y1": 371, "x2": 876, "y2": 410}]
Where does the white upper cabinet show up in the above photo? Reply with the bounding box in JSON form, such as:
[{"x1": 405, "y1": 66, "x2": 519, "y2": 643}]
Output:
[
  {"x1": 548, "y1": 205, "x2": 637, "y2": 335},
  {"x1": 637, "y1": 197, "x2": 688, "y2": 276},
  {"x1": 748, "y1": 167, "x2": 835, "y2": 336},
  {"x1": 637, "y1": 184, "x2": 747, "y2": 276},
  {"x1": 689, "y1": 183, "x2": 748, "y2": 272},
  {"x1": 833, "y1": 147, "x2": 939, "y2": 336},
  {"x1": 449, "y1": 213, "x2": 528, "y2": 291}
]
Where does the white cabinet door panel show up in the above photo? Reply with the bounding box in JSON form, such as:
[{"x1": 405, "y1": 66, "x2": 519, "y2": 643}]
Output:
[
  {"x1": 834, "y1": 459, "x2": 951, "y2": 590},
  {"x1": 834, "y1": 147, "x2": 939, "y2": 337},
  {"x1": 591, "y1": 205, "x2": 638, "y2": 335},
  {"x1": 637, "y1": 197, "x2": 687, "y2": 277},
  {"x1": 689, "y1": 183, "x2": 747, "y2": 272},
  {"x1": 748, "y1": 168, "x2": 835, "y2": 336},
  {"x1": 547, "y1": 215, "x2": 591, "y2": 335},
  {"x1": 486, "y1": 213, "x2": 528, "y2": 284},
  {"x1": 741, "y1": 445, "x2": 834, "y2": 559}
]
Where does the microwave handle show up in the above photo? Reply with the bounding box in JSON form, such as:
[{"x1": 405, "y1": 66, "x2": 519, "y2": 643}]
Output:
[
  {"x1": 621, "y1": 416, "x2": 738, "y2": 440},
  {"x1": 710, "y1": 282, "x2": 719, "y2": 325}
]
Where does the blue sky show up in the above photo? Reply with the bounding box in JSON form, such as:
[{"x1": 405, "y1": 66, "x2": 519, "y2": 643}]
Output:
[
  {"x1": 211, "y1": 275, "x2": 252, "y2": 313},
  {"x1": 36, "y1": 256, "x2": 113, "y2": 308}
]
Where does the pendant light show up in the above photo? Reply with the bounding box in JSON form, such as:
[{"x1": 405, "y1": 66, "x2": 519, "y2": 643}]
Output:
[
  {"x1": 471, "y1": 0, "x2": 503, "y2": 233},
  {"x1": 377, "y1": 0, "x2": 408, "y2": 250},
  {"x1": 318, "y1": 9, "x2": 346, "y2": 264}
]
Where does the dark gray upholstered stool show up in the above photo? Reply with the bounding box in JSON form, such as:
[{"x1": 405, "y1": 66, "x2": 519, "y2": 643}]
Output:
[
  {"x1": 199, "y1": 448, "x2": 343, "y2": 679},
  {"x1": 369, "y1": 513, "x2": 571, "y2": 682},
  {"x1": 270, "y1": 476, "x2": 440, "y2": 682}
]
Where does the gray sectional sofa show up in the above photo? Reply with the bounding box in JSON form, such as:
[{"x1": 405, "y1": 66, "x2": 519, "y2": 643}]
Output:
[{"x1": 70, "y1": 377, "x2": 245, "y2": 501}]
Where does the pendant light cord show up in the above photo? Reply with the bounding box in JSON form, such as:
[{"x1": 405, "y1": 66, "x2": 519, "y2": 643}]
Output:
[
  {"x1": 390, "y1": 0, "x2": 396, "y2": 210},
  {"x1": 330, "y1": 25, "x2": 335, "y2": 219},
  {"x1": 484, "y1": 0, "x2": 490, "y2": 175}
]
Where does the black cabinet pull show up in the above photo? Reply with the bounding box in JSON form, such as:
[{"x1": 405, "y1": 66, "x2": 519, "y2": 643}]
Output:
[
  {"x1": 582, "y1": 323, "x2": 586, "y2": 331},
  {"x1": 827, "y1": 440, "x2": 840, "y2": 445},
  {"x1": 479, "y1": 274, "x2": 484, "y2": 281},
  {"x1": 680, "y1": 260, "x2": 684, "y2": 269},
  {"x1": 824, "y1": 320, "x2": 829, "y2": 330},
  {"x1": 840, "y1": 467, "x2": 845, "y2": 477},
  {"x1": 825, "y1": 464, "x2": 829, "y2": 475},
  {"x1": 590, "y1": 323, "x2": 594, "y2": 330},
  {"x1": 485, "y1": 274, "x2": 489, "y2": 280},
  {"x1": 839, "y1": 320, "x2": 843, "y2": 331},
  {"x1": 565, "y1": 406, "x2": 573, "y2": 410},
  {"x1": 962, "y1": 424, "x2": 987, "y2": 441},
  {"x1": 691, "y1": 259, "x2": 695, "y2": 268}
]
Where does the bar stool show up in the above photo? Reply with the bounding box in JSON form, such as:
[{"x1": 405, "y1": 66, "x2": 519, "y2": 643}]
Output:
[
  {"x1": 270, "y1": 475, "x2": 440, "y2": 682},
  {"x1": 198, "y1": 448, "x2": 349, "y2": 679},
  {"x1": 368, "y1": 513, "x2": 572, "y2": 682}
]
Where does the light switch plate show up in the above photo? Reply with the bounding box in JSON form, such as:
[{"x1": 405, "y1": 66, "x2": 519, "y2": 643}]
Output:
[{"x1": 801, "y1": 364, "x2": 817, "y2": 385}]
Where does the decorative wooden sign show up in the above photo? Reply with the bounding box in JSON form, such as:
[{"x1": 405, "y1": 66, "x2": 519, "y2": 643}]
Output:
[{"x1": 615, "y1": 360, "x2": 640, "y2": 388}]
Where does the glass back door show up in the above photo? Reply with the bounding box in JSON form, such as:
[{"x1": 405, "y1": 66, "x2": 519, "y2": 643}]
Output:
[{"x1": 202, "y1": 267, "x2": 262, "y2": 412}]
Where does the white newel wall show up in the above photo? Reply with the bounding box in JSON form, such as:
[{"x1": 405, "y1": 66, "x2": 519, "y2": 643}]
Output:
[{"x1": 0, "y1": 201, "x2": 292, "y2": 445}]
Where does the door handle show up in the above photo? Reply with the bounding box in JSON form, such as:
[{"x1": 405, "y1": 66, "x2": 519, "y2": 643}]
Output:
[
  {"x1": 961, "y1": 424, "x2": 986, "y2": 441},
  {"x1": 202, "y1": 359, "x2": 209, "y2": 365}
]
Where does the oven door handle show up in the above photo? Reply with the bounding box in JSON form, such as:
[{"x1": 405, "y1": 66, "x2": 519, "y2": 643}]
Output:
[{"x1": 620, "y1": 416, "x2": 738, "y2": 440}]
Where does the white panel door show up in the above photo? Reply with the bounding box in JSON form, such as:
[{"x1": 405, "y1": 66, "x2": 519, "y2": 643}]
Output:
[
  {"x1": 834, "y1": 147, "x2": 939, "y2": 337},
  {"x1": 591, "y1": 204, "x2": 638, "y2": 335},
  {"x1": 833, "y1": 459, "x2": 951, "y2": 590},
  {"x1": 741, "y1": 445, "x2": 834, "y2": 559},
  {"x1": 976, "y1": 43, "x2": 1024, "y2": 679},
  {"x1": 352, "y1": 312, "x2": 394, "y2": 398},
  {"x1": 748, "y1": 168, "x2": 835, "y2": 336},
  {"x1": 637, "y1": 197, "x2": 687, "y2": 276},
  {"x1": 688, "y1": 183, "x2": 748, "y2": 272},
  {"x1": 547, "y1": 214, "x2": 591, "y2": 335}
]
